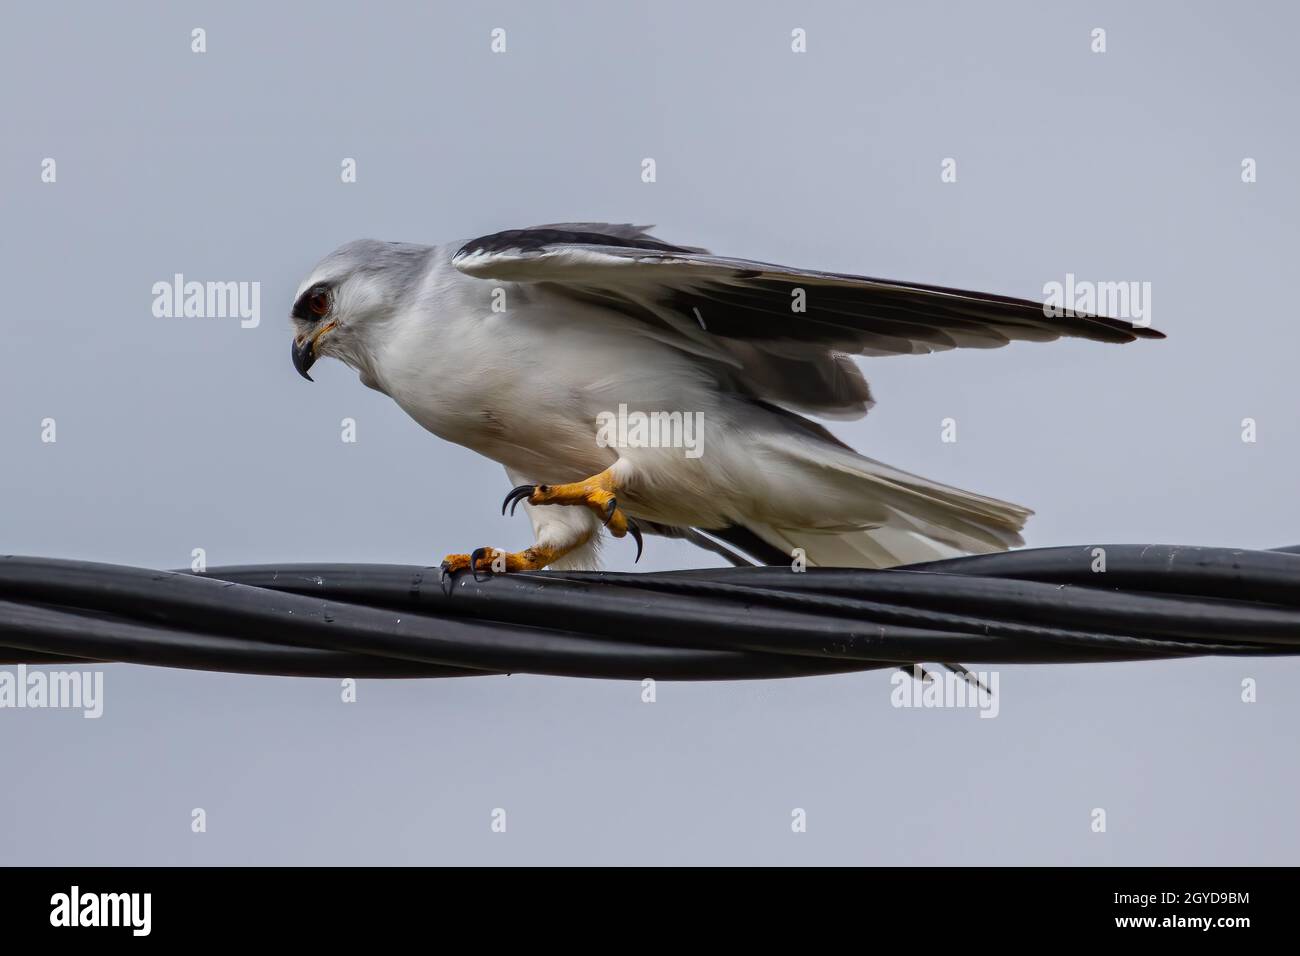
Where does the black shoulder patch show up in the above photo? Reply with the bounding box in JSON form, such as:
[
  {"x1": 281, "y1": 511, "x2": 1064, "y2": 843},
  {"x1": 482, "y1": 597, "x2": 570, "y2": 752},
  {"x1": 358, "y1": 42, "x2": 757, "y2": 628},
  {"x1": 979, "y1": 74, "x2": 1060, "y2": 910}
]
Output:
[{"x1": 456, "y1": 225, "x2": 697, "y2": 260}]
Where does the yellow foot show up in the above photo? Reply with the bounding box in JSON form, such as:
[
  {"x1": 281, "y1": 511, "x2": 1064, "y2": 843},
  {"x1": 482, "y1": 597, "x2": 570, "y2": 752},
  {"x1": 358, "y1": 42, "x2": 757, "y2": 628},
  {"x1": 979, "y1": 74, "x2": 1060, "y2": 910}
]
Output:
[
  {"x1": 439, "y1": 546, "x2": 553, "y2": 576},
  {"x1": 499, "y1": 467, "x2": 644, "y2": 561}
]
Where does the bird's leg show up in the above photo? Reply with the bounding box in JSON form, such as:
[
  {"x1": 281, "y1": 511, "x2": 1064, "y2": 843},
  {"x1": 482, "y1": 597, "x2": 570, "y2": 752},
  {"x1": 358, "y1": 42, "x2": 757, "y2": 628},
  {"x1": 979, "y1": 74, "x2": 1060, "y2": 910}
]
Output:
[
  {"x1": 483, "y1": 465, "x2": 643, "y2": 569},
  {"x1": 500, "y1": 465, "x2": 637, "y2": 537},
  {"x1": 440, "y1": 530, "x2": 595, "y2": 576},
  {"x1": 441, "y1": 466, "x2": 644, "y2": 577}
]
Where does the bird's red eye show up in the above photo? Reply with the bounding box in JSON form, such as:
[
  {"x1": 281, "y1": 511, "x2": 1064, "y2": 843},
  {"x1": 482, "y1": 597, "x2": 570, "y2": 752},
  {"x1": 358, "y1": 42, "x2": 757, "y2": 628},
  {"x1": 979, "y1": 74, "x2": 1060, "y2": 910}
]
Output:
[{"x1": 308, "y1": 289, "x2": 331, "y2": 317}]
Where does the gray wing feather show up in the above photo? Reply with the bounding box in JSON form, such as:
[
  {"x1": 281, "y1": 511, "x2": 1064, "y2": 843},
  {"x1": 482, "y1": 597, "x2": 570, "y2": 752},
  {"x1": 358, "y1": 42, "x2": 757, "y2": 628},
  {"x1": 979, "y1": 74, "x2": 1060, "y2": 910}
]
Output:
[{"x1": 454, "y1": 223, "x2": 1163, "y2": 417}]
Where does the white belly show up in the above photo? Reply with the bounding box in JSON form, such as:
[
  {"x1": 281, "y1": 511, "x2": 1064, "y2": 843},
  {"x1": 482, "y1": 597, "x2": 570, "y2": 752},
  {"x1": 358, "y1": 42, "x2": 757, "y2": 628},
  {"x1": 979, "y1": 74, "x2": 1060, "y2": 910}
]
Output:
[{"x1": 377, "y1": 295, "x2": 719, "y2": 487}]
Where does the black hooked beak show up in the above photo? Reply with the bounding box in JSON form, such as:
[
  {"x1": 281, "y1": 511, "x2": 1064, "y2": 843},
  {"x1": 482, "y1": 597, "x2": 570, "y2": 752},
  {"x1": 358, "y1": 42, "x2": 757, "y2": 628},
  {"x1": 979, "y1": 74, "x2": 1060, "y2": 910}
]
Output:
[{"x1": 291, "y1": 335, "x2": 316, "y2": 382}]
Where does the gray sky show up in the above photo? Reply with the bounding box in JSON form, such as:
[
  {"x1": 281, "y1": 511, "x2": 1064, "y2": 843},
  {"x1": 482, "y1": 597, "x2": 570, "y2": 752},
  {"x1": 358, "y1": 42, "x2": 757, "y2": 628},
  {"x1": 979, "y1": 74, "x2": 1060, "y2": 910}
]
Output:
[{"x1": 2, "y1": 0, "x2": 1298, "y2": 864}]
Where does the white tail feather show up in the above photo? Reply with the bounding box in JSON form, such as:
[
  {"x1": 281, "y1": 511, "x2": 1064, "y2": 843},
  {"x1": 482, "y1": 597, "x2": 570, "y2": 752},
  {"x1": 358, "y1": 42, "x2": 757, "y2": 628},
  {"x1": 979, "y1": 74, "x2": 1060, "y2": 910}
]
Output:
[{"x1": 745, "y1": 434, "x2": 1032, "y2": 568}]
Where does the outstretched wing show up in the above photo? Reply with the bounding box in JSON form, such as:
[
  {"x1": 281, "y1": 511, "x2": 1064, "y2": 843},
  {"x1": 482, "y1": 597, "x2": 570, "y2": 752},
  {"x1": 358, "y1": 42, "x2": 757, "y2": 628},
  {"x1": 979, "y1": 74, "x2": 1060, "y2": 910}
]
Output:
[{"x1": 453, "y1": 223, "x2": 1163, "y2": 417}]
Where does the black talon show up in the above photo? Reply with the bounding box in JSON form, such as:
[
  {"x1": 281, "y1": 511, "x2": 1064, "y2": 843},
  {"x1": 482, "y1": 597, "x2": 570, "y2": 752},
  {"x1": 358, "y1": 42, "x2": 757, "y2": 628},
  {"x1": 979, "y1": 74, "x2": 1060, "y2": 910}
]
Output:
[
  {"x1": 502, "y1": 484, "x2": 535, "y2": 517},
  {"x1": 469, "y1": 547, "x2": 492, "y2": 581},
  {"x1": 603, "y1": 497, "x2": 618, "y2": 526},
  {"x1": 627, "y1": 519, "x2": 643, "y2": 563}
]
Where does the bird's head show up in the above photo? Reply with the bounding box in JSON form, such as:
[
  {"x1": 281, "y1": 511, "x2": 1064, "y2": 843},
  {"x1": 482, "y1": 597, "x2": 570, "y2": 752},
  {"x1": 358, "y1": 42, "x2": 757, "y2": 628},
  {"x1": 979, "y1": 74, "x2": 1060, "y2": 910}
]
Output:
[{"x1": 289, "y1": 239, "x2": 431, "y2": 381}]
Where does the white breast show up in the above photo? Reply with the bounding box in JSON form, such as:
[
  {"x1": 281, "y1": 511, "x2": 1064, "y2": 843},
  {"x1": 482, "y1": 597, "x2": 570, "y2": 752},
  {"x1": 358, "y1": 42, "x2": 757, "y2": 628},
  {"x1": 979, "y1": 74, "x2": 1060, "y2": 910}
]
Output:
[{"x1": 368, "y1": 257, "x2": 711, "y2": 482}]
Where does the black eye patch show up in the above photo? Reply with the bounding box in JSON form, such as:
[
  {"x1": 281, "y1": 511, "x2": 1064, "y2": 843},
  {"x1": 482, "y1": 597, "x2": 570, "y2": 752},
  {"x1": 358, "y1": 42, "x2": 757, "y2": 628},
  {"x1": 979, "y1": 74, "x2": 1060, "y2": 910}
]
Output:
[{"x1": 292, "y1": 284, "x2": 332, "y2": 320}]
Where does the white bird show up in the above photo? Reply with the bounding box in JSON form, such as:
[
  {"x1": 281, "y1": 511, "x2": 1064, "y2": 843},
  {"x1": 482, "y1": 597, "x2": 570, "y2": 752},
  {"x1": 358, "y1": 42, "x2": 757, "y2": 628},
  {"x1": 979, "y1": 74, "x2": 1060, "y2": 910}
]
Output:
[{"x1": 289, "y1": 223, "x2": 1162, "y2": 573}]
